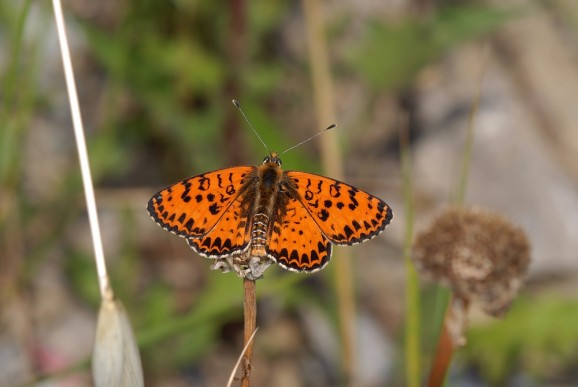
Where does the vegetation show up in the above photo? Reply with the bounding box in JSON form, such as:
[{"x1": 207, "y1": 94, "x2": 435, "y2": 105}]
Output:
[{"x1": 1, "y1": 1, "x2": 576, "y2": 386}]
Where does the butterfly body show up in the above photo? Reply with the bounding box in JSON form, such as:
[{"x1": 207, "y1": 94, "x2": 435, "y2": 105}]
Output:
[
  {"x1": 148, "y1": 151, "x2": 392, "y2": 278},
  {"x1": 237, "y1": 152, "x2": 290, "y2": 258}
]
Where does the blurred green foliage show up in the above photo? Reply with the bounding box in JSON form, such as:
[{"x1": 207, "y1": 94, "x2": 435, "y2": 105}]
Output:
[
  {"x1": 6, "y1": 0, "x2": 574, "y2": 385},
  {"x1": 344, "y1": 6, "x2": 517, "y2": 91},
  {"x1": 79, "y1": 1, "x2": 297, "y2": 180},
  {"x1": 0, "y1": 0, "x2": 35, "y2": 185},
  {"x1": 465, "y1": 296, "x2": 578, "y2": 383}
]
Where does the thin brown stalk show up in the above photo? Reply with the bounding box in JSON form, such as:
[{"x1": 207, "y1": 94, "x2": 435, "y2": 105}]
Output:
[
  {"x1": 427, "y1": 44, "x2": 490, "y2": 386},
  {"x1": 301, "y1": 0, "x2": 357, "y2": 383},
  {"x1": 426, "y1": 300, "x2": 455, "y2": 387},
  {"x1": 240, "y1": 278, "x2": 257, "y2": 387}
]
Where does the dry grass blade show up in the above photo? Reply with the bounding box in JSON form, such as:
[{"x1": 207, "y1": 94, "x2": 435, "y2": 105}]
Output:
[
  {"x1": 51, "y1": 1, "x2": 143, "y2": 385},
  {"x1": 51, "y1": 0, "x2": 110, "y2": 298},
  {"x1": 227, "y1": 327, "x2": 259, "y2": 387}
]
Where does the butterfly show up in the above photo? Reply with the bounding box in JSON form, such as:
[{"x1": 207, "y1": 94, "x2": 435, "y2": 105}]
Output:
[{"x1": 147, "y1": 150, "x2": 393, "y2": 278}]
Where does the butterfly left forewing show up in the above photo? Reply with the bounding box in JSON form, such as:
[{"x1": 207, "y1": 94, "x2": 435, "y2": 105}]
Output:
[
  {"x1": 147, "y1": 166, "x2": 254, "y2": 238},
  {"x1": 285, "y1": 171, "x2": 393, "y2": 245}
]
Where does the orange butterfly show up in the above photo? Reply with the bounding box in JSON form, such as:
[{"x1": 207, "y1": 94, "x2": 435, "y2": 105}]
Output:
[{"x1": 148, "y1": 150, "x2": 392, "y2": 278}]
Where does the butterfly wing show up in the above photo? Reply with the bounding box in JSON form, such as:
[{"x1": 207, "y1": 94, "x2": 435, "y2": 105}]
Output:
[
  {"x1": 285, "y1": 171, "x2": 393, "y2": 245},
  {"x1": 186, "y1": 192, "x2": 252, "y2": 258},
  {"x1": 147, "y1": 166, "x2": 254, "y2": 240},
  {"x1": 266, "y1": 197, "x2": 332, "y2": 272}
]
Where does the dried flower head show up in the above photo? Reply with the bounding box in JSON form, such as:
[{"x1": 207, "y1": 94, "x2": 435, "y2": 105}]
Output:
[{"x1": 412, "y1": 206, "x2": 530, "y2": 317}]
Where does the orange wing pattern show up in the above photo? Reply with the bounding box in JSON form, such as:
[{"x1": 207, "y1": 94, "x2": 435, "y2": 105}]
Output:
[
  {"x1": 266, "y1": 198, "x2": 332, "y2": 272},
  {"x1": 147, "y1": 166, "x2": 254, "y2": 239},
  {"x1": 286, "y1": 171, "x2": 393, "y2": 245},
  {"x1": 186, "y1": 193, "x2": 251, "y2": 258}
]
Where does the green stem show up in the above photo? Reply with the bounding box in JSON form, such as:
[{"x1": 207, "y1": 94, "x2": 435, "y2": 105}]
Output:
[{"x1": 399, "y1": 114, "x2": 421, "y2": 387}]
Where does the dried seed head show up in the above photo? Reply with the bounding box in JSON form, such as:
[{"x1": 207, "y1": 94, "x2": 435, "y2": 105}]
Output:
[{"x1": 412, "y1": 206, "x2": 530, "y2": 317}]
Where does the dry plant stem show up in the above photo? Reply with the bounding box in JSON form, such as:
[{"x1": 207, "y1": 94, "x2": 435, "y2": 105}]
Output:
[
  {"x1": 427, "y1": 298, "x2": 456, "y2": 387},
  {"x1": 228, "y1": 328, "x2": 259, "y2": 387},
  {"x1": 241, "y1": 278, "x2": 257, "y2": 387},
  {"x1": 428, "y1": 45, "x2": 489, "y2": 387},
  {"x1": 52, "y1": 0, "x2": 111, "y2": 300},
  {"x1": 301, "y1": 0, "x2": 357, "y2": 382}
]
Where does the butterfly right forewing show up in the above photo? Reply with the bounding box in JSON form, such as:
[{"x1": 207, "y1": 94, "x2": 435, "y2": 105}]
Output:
[{"x1": 286, "y1": 171, "x2": 393, "y2": 245}]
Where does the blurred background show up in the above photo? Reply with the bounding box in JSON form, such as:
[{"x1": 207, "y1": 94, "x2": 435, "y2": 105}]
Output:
[{"x1": 1, "y1": 0, "x2": 578, "y2": 386}]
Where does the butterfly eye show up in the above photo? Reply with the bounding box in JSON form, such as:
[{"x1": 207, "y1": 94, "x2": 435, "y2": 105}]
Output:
[
  {"x1": 276, "y1": 159, "x2": 282, "y2": 166},
  {"x1": 263, "y1": 156, "x2": 270, "y2": 164}
]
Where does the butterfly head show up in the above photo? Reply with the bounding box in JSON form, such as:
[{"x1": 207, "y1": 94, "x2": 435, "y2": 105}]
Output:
[{"x1": 263, "y1": 152, "x2": 282, "y2": 167}]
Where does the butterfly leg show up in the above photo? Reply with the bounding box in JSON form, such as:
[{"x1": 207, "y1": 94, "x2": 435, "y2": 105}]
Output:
[
  {"x1": 247, "y1": 256, "x2": 273, "y2": 280},
  {"x1": 210, "y1": 257, "x2": 235, "y2": 274},
  {"x1": 209, "y1": 256, "x2": 247, "y2": 277},
  {"x1": 209, "y1": 254, "x2": 273, "y2": 280}
]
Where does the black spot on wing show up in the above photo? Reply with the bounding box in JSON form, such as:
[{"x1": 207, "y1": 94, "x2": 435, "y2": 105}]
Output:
[
  {"x1": 202, "y1": 237, "x2": 212, "y2": 248},
  {"x1": 343, "y1": 225, "x2": 354, "y2": 239},
  {"x1": 222, "y1": 238, "x2": 232, "y2": 250},
  {"x1": 329, "y1": 184, "x2": 341, "y2": 198},
  {"x1": 198, "y1": 177, "x2": 210, "y2": 191},
  {"x1": 209, "y1": 203, "x2": 220, "y2": 215}
]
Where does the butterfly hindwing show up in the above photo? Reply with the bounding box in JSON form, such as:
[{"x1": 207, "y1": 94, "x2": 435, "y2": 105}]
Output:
[
  {"x1": 147, "y1": 166, "x2": 254, "y2": 238},
  {"x1": 285, "y1": 171, "x2": 393, "y2": 245},
  {"x1": 266, "y1": 197, "x2": 332, "y2": 272},
  {"x1": 186, "y1": 193, "x2": 251, "y2": 258}
]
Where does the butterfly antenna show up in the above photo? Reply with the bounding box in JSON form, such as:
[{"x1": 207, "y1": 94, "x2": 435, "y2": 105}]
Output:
[
  {"x1": 232, "y1": 100, "x2": 269, "y2": 153},
  {"x1": 279, "y1": 124, "x2": 337, "y2": 156}
]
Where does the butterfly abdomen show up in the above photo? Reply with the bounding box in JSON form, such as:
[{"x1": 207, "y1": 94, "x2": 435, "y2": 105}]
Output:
[
  {"x1": 250, "y1": 212, "x2": 269, "y2": 256},
  {"x1": 247, "y1": 161, "x2": 284, "y2": 257}
]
